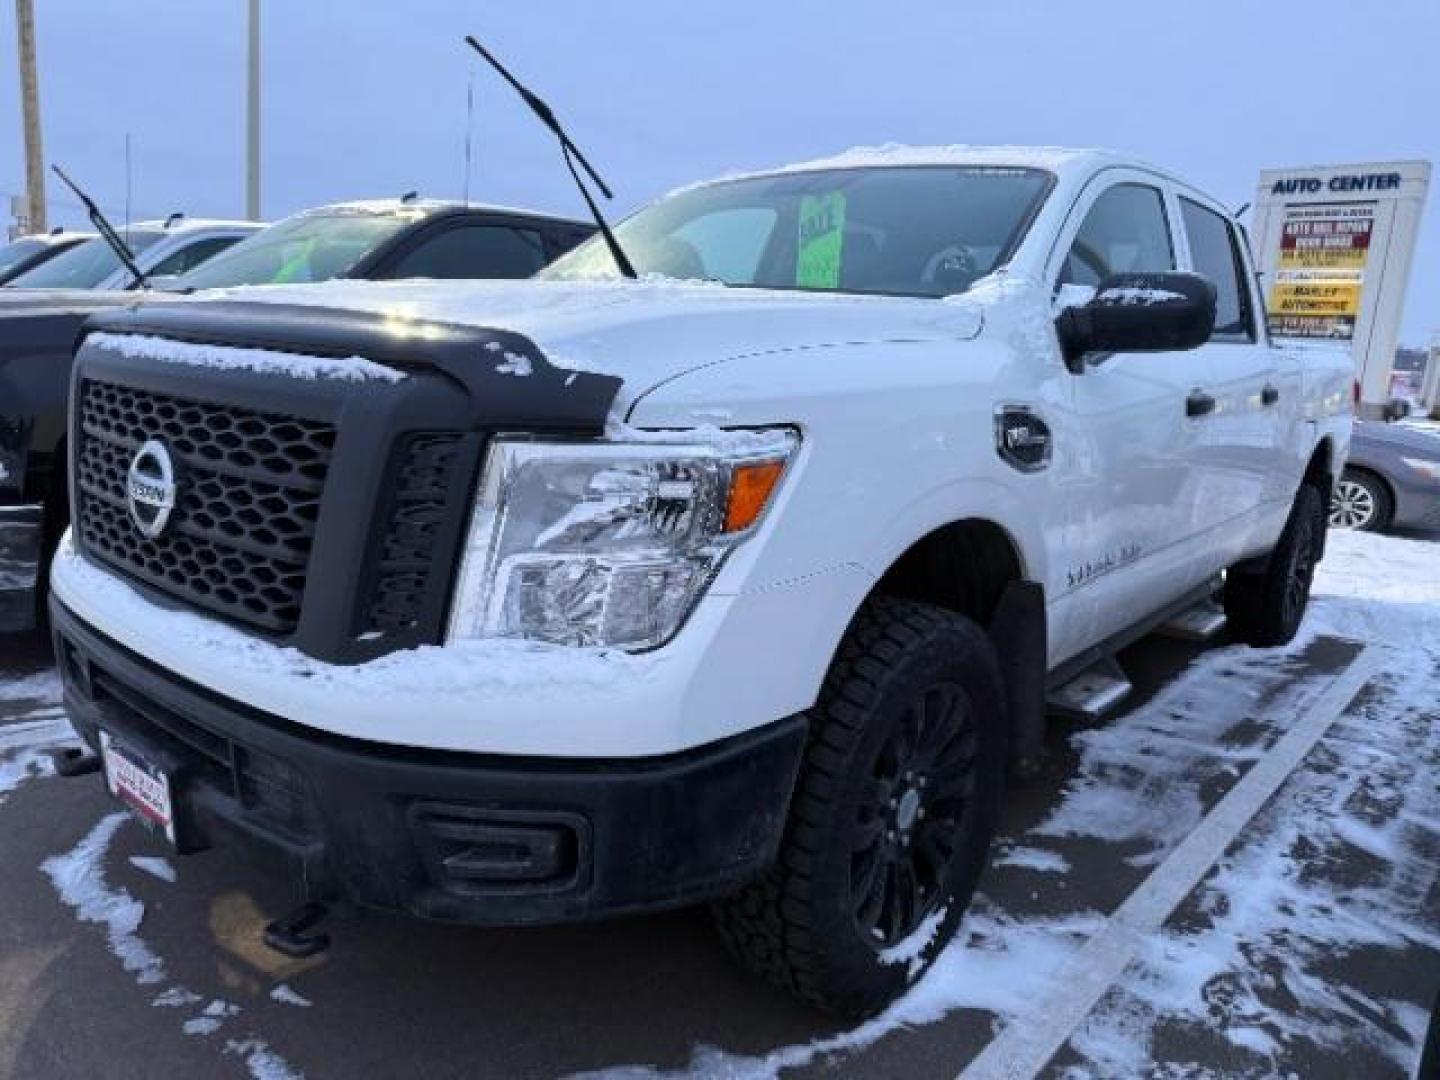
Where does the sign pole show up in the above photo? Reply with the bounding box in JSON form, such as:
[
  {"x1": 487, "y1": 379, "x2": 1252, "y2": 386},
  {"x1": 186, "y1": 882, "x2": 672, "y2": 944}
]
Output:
[{"x1": 15, "y1": 0, "x2": 46, "y2": 233}]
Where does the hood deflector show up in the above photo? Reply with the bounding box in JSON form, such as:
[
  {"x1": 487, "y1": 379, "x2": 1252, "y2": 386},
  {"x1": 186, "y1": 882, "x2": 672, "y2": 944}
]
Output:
[{"x1": 83, "y1": 300, "x2": 623, "y2": 434}]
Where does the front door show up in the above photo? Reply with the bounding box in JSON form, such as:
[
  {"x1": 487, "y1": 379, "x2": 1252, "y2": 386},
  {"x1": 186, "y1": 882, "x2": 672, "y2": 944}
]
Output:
[{"x1": 1044, "y1": 175, "x2": 1214, "y2": 663}]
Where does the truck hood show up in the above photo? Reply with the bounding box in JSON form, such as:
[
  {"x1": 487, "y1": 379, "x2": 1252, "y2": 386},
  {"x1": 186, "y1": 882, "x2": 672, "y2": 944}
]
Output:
[{"x1": 198, "y1": 278, "x2": 984, "y2": 408}]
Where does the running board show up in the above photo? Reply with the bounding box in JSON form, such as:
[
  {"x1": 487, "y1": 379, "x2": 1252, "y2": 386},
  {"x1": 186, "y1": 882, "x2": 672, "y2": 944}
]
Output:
[
  {"x1": 1157, "y1": 602, "x2": 1228, "y2": 642},
  {"x1": 1046, "y1": 658, "x2": 1133, "y2": 721}
]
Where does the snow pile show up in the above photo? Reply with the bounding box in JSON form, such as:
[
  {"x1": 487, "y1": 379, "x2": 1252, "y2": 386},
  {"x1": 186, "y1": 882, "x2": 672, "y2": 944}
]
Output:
[
  {"x1": 494, "y1": 351, "x2": 533, "y2": 377},
  {"x1": 89, "y1": 331, "x2": 405, "y2": 383},
  {"x1": 38, "y1": 812, "x2": 307, "y2": 1075},
  {"x1": 42, "y1": 813, "x2": 168, "y2": 985},
  {"x1": 1099, "y1": 287, "x2": 1187, "y2": 306},
  {"x1": 129, "y1": 855, "x2": 178, "y2": 883}
]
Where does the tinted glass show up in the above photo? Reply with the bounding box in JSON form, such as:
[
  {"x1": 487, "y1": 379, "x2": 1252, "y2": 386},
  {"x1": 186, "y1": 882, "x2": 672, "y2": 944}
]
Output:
[
  {"x1": 0, "y1": 238, "x2": 46, "y2": 277},
  {"x1": 386, "y1": 225, "x2": 547, "y2": 280},
  {"x1": 7, "y1": 231, "x2": 163, "y2": 288},
  {"x1": 146, "y1": 235, "x2": 242, "y2": 279},
  {"x1": 1180, "y1": 197, "x2": 1252, "y2": 339},
  {"x1": 178, "y1": 210, "x2": 421, "y2": 289},
  {"x1": 543, "y1": 166, "x2": 1052, "y2": 298},
  {"x1": 1059, "y1": 183, "x2": 1174, "y2": 287}
]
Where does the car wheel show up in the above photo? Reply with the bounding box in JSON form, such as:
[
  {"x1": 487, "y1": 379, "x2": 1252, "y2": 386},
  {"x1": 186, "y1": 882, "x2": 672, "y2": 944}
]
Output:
[
  {"x1": 712, "y1": 595, "x2": 1006, "y2": 1017},
  {"x1": 1329, "y1": 469, "x2": 1391, "y2": 532},
  {"x1": 1225, "y1": 484, "x2": 1325, "y2": 648}
]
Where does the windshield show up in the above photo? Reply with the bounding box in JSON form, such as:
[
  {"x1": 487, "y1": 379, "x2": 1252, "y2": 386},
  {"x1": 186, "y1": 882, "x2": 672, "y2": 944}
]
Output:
[
  {"x1": 542, "y1": 166, "x2": 1053, "y2": 298},
  {"x1": 0, "y1": 238, "x2": 47, "y2": 278},
  {"x1": 7, "y1": 230, "x2": 163, "y2": 289},
  {"x1": 176, "y1": 209, "x2": 422, "y2": 290}
]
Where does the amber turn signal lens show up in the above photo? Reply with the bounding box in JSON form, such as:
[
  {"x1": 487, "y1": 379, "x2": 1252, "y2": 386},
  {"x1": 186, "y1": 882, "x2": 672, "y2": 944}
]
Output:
[{"x1": 724, "y1": 460, "x2": 786, "y2": 533}]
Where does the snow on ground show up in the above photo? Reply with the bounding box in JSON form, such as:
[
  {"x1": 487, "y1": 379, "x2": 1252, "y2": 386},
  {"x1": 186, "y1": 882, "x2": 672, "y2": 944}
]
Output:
[
  {"x1": 571, "y1": 530, "x2": 1440, "y2": 1079},
  {"x1": 4, "y1": 530, "x2": 1437, "y2": 1079},
  {"x1": 32, "y1": 808, "x2": 306, "y2": 1078},
  {"x1": 0, "y1": 668, "x2": 74, "y2": 803}
]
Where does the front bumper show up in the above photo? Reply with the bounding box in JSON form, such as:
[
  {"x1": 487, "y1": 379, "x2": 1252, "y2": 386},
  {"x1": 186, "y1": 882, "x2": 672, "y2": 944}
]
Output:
[
  {"x1": 0, "y1": 503, "x2": 43, "y2": 632},
  {"x1": 51, "y1": 595, "x2": 807, "y2": 924}
]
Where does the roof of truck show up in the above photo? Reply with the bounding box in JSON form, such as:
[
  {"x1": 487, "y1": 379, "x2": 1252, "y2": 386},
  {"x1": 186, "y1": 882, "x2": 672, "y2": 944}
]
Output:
[{"x1": 677, "y1": 144, "x2": 1174, "y2": 193}]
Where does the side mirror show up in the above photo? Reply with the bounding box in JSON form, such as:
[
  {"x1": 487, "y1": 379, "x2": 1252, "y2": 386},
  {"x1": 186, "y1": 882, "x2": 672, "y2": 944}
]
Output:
[{"x1": 1055, "y1": 271, "x2": 1217, "y2": 374}]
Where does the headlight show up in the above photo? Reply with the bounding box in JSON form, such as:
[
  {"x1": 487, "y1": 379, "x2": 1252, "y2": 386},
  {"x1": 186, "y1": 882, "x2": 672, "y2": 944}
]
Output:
[
  {"x1": 447, "y1": 429, "x2": 798, "y2": 650},
  {"x1": 1401, "y1": 456, "x2": 1440, "y2": 482}
]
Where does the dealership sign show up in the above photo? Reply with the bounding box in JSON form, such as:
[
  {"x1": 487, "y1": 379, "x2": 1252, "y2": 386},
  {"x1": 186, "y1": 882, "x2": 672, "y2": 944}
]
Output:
[{"x1": 1252, "y1": 161, "x2": 1430, "y2": 414}]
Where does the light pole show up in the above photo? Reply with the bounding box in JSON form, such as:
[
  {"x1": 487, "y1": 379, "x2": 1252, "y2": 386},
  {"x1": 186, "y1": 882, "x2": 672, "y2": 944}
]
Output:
[
  {"x1": 246, "y1": 0, "x2": 261, "y2": 220},
  {"x1": 15, "y1": 0, "x2": 46, "y2": 232}
]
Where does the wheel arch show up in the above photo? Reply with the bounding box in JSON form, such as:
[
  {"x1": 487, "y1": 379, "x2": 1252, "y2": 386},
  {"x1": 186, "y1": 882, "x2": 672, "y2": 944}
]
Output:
[{"x1": 857, "y1": 517, "x2": 1048, "y2": 772}]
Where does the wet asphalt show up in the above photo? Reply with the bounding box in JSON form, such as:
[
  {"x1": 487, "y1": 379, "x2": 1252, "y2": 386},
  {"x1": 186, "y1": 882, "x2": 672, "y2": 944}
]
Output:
[{"x1": 0, "y1": 570, "x2": 1436, "y2": 1079}]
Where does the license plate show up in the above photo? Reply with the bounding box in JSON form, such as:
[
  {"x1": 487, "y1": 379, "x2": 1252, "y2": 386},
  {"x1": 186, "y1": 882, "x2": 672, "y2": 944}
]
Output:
[{"x1": 99, "y1": 731, "x2": 175, "y2": 844}]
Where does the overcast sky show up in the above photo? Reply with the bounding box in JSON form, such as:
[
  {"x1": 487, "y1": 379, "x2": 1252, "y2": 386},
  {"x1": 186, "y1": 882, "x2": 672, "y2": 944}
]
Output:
[{"x1": 2, "y1": 0, "x2": 1436, "y2": 344}]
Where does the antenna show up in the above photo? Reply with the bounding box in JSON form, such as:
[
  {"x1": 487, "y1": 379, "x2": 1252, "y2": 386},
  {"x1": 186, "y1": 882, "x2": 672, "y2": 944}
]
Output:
[
  {"x1": 124, "y1": 133, "x2": 132, "y2": 243},
  {"x1": 463, "y1": 71, "x2": 475, "y2": 205}
]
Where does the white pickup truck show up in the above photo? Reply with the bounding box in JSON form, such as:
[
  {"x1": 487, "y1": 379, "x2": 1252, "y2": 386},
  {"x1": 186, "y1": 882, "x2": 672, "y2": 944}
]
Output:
[{"x1": 48, "y1": 146, "x2": 1352, "y2": 1015}]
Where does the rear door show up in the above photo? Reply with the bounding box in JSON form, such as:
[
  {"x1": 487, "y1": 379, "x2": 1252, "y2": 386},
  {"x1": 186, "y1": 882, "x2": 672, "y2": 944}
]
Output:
[{"x1": 1176, "y1": 195, "x2": 1290, "y2": 564}]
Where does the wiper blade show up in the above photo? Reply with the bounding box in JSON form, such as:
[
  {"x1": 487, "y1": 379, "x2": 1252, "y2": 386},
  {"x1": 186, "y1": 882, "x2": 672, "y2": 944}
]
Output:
[
  {"x1": 50, "y1": 165, "x2": 152, "y2": 290},
  {"x1": 463, "y1": 35, "x2": 636, "y2": 280}
]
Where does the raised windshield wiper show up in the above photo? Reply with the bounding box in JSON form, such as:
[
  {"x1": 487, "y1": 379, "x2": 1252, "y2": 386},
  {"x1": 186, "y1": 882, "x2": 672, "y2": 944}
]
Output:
[
  {"x1": 50, "y1": 164, "x2": 152, "y2": 290},
  {"x1": 463, "y1": 35, "x2": 637, "y2": 280}
]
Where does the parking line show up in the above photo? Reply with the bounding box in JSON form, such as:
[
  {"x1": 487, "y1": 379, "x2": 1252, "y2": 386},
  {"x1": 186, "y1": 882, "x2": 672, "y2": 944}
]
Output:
[{"x1": 958, "y1": 644, "x2": 1384, "y2": 1080}]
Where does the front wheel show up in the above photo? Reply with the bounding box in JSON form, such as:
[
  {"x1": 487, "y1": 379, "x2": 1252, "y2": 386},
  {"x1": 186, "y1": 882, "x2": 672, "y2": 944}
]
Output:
[
  {"x1": 713, "y1": 596, "x2": 1007, "y2": 1017},
  {"x1": 1225, "y1": 484, "x2": 1325, "y2": 648}
]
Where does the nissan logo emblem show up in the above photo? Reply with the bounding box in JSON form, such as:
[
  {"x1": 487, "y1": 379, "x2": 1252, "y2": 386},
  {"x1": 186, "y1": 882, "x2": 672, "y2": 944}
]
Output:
[{"x1": 126, "y1": 438, "x2": 178, "y2": 539}]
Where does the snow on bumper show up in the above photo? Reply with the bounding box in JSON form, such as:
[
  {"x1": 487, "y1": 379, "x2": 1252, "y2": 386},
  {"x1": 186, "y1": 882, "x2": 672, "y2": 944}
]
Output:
[{"x1": 49, "y1": 533, "x2": 865, "y2": 757}]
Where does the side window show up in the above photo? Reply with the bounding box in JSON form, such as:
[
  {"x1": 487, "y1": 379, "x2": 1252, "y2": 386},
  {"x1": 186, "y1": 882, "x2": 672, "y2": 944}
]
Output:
[
  {"x1": 1180, "y1": 197, "x2": 1254, "y2": 341},
  {"x1": 387, "y1": 225, "x2": 547, "y2": 280},
  {"x1": 146, "y1": 236, "x2": 241, "y2": 278},
  {"x1": 1059, "y1": 183, "x2": 1174, "y2": 288}
]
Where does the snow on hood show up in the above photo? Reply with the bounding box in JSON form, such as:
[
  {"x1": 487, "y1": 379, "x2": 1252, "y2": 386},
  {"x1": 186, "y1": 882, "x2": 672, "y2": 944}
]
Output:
[{"x1": 193, "y1": 277, "x2": 985, "y2": 408}]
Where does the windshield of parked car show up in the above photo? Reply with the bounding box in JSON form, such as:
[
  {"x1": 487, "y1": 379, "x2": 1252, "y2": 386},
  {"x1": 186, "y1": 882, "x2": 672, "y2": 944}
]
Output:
[
  {"x1": 176, "y1": 209, "x2": 423, "y2": 290},
  {"x1": 6, "y1": 230, "x2": 163, "y2": 289},
  {"x1": 541, "y1": 166, "x2": 1053, "y2": 298},
  {"x1": 0, "y1": 238, "x2": 48, "y2": 278}
]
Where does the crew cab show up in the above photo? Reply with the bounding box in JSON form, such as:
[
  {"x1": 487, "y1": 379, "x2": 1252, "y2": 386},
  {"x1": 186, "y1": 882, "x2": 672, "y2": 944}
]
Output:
[
  {"x1": 45, "y1": 147, "x2": 1352, "y2": 1015},
  {"x1": 0, "y1": 198, "x2": 592, "y2": 632}
]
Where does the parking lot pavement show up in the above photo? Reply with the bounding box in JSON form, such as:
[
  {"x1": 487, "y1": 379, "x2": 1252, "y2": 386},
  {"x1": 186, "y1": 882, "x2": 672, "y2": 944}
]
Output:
[{"x1": 1, "y1": 528, "x2": 1437, "y2": 1080}]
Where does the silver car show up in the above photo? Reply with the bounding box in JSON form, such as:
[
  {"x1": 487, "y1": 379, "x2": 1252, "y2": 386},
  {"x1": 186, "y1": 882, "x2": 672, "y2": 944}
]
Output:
[{"x1": 1331, "y1": 418, "x2": 1440, "y2": 531}]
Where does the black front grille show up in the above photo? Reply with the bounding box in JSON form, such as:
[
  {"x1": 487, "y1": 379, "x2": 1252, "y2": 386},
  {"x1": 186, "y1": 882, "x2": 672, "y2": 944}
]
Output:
[
  {"x1": 362, "y1": 434, "x2": 466, "y2": 635},
  {"x1": 74, "y1": 378, "x2": 336, "y2": 634}
]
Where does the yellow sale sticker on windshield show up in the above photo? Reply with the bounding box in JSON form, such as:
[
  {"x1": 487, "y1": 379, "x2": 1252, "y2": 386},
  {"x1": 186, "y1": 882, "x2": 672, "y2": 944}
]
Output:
[{"x1": 797, "y1": 192, "x2": 846, "y2": 289}]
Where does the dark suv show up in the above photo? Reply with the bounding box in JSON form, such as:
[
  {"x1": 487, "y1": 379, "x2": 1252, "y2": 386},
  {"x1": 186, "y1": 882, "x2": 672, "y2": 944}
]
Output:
[{"x1": 0, "y1": 198, "x2": 594, "y2": 632}]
